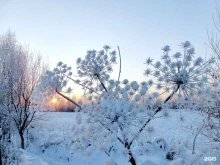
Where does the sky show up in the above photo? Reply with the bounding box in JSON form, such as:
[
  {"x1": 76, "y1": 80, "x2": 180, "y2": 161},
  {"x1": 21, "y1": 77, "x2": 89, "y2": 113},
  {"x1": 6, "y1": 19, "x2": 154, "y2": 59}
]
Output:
[{"x1": 0, "y1": 0, "x2": 218, "y2": 96}]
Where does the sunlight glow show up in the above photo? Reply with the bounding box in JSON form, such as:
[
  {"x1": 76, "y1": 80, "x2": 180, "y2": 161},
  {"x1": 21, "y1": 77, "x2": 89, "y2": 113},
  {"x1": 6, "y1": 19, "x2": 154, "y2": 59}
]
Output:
[{"x1": 52, "y1": 98, "x2": 57, "y2": 104}]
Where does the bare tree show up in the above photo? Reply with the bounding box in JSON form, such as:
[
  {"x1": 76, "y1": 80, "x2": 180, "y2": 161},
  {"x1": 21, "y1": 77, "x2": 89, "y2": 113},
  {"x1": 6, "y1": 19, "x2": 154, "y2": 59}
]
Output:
[{"x1": 0, "y1": 31, "x2": 46, "y2": 149}]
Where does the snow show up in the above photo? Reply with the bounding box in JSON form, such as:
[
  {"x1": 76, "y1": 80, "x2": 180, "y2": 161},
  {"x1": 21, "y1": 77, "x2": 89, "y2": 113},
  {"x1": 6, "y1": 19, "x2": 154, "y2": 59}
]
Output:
[
  {"x1": 16, "y1": 109, "x2": 219, "y2": 165},
  {"x1": 18, "y1": 149, "x2": 49, "y2": 165}
]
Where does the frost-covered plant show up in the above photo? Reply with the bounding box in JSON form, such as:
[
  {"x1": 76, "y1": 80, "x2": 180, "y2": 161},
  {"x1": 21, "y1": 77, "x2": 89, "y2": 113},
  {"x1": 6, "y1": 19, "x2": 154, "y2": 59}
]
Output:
[
  {"x1": 166, "y1": 139, "x2": 219, "y2": 165},
  {"x1": 197, "y1": 94, "x2": 220, "y2": 156},
  {"x1": 35, "y1": 61, "x2": 72, "y2": 100},
  {"x1": 33, "y1": 61, "x2": 83, "y2": 109},
  {"x1": 0, "y1": 127, "x2": 18, "y2": 165},
  {"x1": 143, "y1": 41, "x2": 220, "y2": 163},
  {"x1": 144, "y1": 41, "x2": 216, "y2": 99},
  {"x1": 52, "y1": 61, "x2": 73, "y2": 92},
  {"x1": 34, "y1": 41, "x2": 219, "y2": 164},
  {"x1": 72, "y1": 79, "x2": 167, "y2": 165},
  {"x1": 70, "y1": 42, "x2": 219, "y2": 165},
  {"x1": 37, "y1": 46, "x2": 117, "y2": 107},
  {"x1": 76, "y1": 45, "x2": 117, "y2": 92}
]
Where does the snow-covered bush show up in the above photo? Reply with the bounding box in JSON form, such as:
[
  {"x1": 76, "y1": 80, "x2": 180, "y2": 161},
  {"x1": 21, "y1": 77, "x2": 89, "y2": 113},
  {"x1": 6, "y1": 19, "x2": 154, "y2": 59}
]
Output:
[
  {"x1": 197, "y1": 94, "x2": 220, "y2": 157},
  {"x1": 71, "y1": 79, "x2": 170, "y2": 165},
  {"x1": 0, "y1": 134, "x2": 18, "y2": 165}
]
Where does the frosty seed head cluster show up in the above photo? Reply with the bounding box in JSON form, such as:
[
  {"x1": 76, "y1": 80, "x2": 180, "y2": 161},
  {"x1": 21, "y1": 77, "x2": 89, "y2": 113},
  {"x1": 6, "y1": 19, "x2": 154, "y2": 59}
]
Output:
[
  {"x1": 34, "y1": 62, "x2": 73, "y2": 102},
  {"x1": 144, "y1": 41, "x2": 217, "y2": 97},
  {"x1": 75, "y1": 45, "x2": 117, "y2": 91}
]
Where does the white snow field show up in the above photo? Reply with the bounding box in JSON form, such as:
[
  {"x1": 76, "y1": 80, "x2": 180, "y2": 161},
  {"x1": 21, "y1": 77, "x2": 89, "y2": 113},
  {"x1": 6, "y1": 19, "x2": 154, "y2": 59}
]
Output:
[{"x1": 18, "y1": 110, "x2": 219, "y2": 165}]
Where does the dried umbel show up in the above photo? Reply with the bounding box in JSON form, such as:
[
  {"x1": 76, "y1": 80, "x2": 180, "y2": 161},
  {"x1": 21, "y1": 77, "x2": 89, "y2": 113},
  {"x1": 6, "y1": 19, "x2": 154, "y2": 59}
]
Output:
[
  {"x1": 144, "y1": 41, "x2": 217, "y2": 98},
  {"x1": 76, "y1": 45, "x2": 117, "y2": 92},
  {"x1": 34, "y1": 62, "x2": 73, "y2": 102}
]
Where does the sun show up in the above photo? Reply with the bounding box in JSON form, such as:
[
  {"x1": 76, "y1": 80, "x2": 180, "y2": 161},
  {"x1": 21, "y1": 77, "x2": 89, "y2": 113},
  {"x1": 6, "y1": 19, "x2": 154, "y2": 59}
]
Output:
[{"x1": 52, "y1": 98, "x2": 57, "y2": 104}]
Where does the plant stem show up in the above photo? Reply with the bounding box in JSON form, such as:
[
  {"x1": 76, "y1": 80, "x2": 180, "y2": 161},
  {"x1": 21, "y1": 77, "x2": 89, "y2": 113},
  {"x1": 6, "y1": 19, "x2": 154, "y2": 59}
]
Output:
[
  {"x1": 55, "y1": 90, "x2": 82, "y2": 110},
  {"x1": 117, "y1": 46, "x2": 122, "y2": 82},
  {"x1": 192, "y1": 120, "x2": 205, "y2": 154},
  {"x1": 96, "y1": 75, "x2": 108, "y2": 92},
  {"x1": 127, "y1": 85, "x2": 180, "y2": 148},
  {"x1": 63, "y1": 74, "x2": 100, "y2": 95}
]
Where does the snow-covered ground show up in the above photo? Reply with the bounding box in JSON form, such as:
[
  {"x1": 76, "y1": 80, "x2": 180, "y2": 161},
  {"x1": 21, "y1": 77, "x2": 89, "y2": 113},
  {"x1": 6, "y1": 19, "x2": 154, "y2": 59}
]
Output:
[{"x1": 18, "y1": 110, "x2": 219, "y2": 165}]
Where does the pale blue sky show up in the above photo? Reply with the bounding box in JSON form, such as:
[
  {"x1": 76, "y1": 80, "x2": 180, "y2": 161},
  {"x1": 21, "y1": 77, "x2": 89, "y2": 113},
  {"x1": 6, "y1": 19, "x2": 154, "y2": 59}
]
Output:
[{"x1": 0, "y1": 0, "x2": 218, "y2": 95}]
